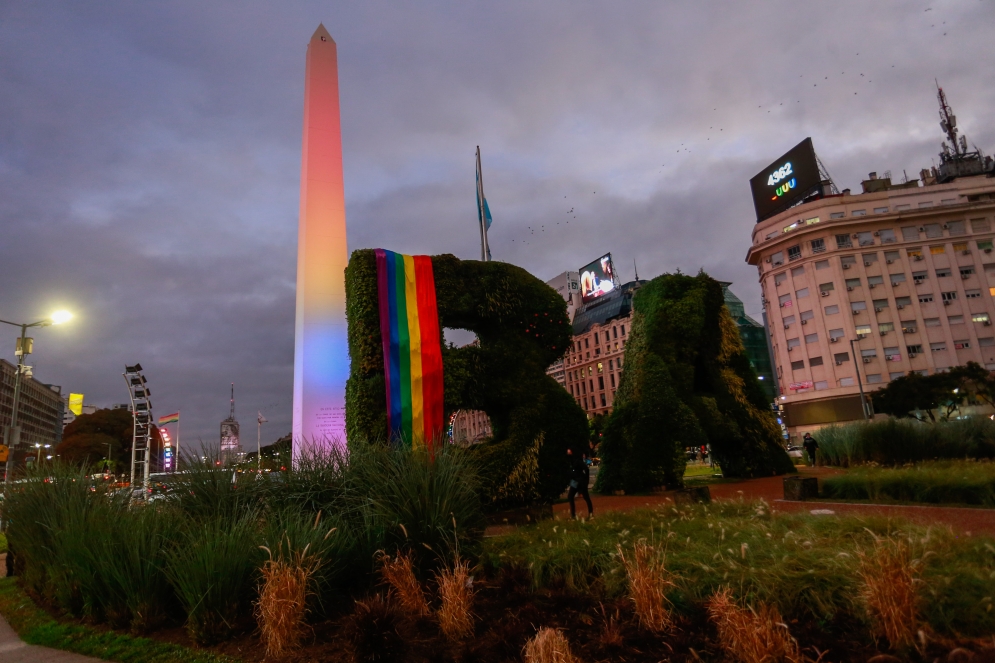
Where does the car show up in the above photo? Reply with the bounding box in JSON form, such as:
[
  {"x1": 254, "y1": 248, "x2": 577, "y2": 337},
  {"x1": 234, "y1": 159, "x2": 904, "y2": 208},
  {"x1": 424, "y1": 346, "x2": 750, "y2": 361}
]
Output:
[{"x1": 785, "y1": 445, "x2": 803, "y2": 460}]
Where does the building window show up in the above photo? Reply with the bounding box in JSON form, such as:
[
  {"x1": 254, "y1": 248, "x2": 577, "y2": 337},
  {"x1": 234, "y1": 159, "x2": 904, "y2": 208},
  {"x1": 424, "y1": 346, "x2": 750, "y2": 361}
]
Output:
[
  {"x1": 883, "y1": 346, "x2": 900, "y2": 360},
  {"x1": 830, "y1": 212, "x2": 846, "y2": 219},
  {"x1": 851, "y1": 301, "x2": 867, "y2": 311},
  {"x1": 805, "y1": 333, "x2": 819, "y2": 344},
  {"x1": 918, "y1": 294, "x2": 934, "y2": 303},
  {"x1": 779, "y1": 294, "x2": 792, "y2": 307},
  {"x1": 912, "y1": 271, "x2": 927, "y2": 284},
  {"x1": 584, "y1": 338, "x2": 589, "y2": 349},
  {"x1": 852, "y1": 210, "x2": 867, "y2": 217},
  {"x1": 819, "y1": 282, "x2": 834, "y2": 292},
  {"x1": 941, "y1": 291, "x2": 958, "y2": 301},
  {"x1": 954, "y1": 340, "x2": 971, "y2": 349},
  {"x1": 866, "y1": 374, "x2": 883, "y2": 384},
  {"x1": 589, "y1": 366, "x2": 593, "y2": 376},
  {"x1": 791, "y1": 360, "x2": 805, "y2": 370},
  {"x1": 594, "y1": 333, "x2": 599, "y2": 345},
  {"x1": 924, "y1": 223, "x2": 943, "y2": 238},
  {"x1": 863, "y1": 253, "x2": 879, "y2": 265},
  {"x1": 930, "y1": 342, "x2": 947, "y2": 352},
  {"x1": 824, "y1": 305, "x2": 840, "y2": 315},
  {"x1": 811, "y1": 238, "x2": 826, "y2": 253},
  {"x1": 901, "y1": 226, "x2": 920, "y2": 241},
  {"x1": 846, "y1": 278, "x2": 862, "y2": 289},
  {"x1": 621, "y1": 325, "x2": 626, "y2": 336},
  {"x1": 872, "y1": 299, "x2": 889, "y2": 310},
  {"x1": 965, "y1": 289, "x2": 981, "y2": 299},
  {"x1": 610, "y1": 374, "x2": 615, "y2": 388},
  {"x1": 855, "y1": 324, "x2": 872, "y2": 337},
  {"x1": 810, "y1": 356, "x2": 824, "y2": 366},
  {"x1": 589, "y1": 379, "x2": 594, "y2": 391},
  {"x1": 875, "y1": 207, "x2": 890, "y2": 215},
  {"x1": 857, "y1": 231, "x2": 874, "y2": 246},
  {"x1": 834, "y1": 352, "x2": 850, "y2": 363},
  {"x1": 935, "y1": 268, "x2": 952, "y2": 278},
  {"x1": 829, "y1": 328, "x2": 845, "y2": 340},
  {"x1": 879, "y1": 322, "x2": 895, "y2": 332},
  {"x1": 791, "y1": 266, "x2": 805, "y2": 278},
  {"x1": 979, "y1": 337, "x2": 995, "y2": 347},
  {"x1": 608, "y1": 359, "x2": 613, "y2": 370},
  {"x1": 786, "y1": 338, "x2": 801, "y2": 349},
  {"x1": 868, "y1": 276, "x2": 884, "y2": 288},
  {"x1": 774, "y1": 272, "x2": 787, "y2": 285},
  {"x1": 971, "y1": 219, "x2": 992, "y2": 233},
  {"x1": 907, "y1": 344, "x2": 923, "y2": 354},
  {"x1": 814, "y1": 380, "x2": 829, "y2": 390},
  {"x1": 896, "y1": 296, "x2": 912, "y2": 307},
  {"x1": 840, "y1": 377, "x2": 855, "y2": 387},
  {"x1": 841, "y1": 255, "x2": 857, "y2": 269},
  {"x1": 796, "y1": 288, "x2": 810, "y2": 299},
  {"x1": 815, "y1": 259, "x2": 830, "y2": 270},
  {"x1": 907, "y1": 248, "x2": 923, "y2": 260},
  {"x1": 583, "y1": 397, "x2": 588, "y2": 408},
  {"x1": 598, "y1": 376, "x2": 604, "y2": 390},
  {"x1": 947, "y1": 220, "x2": 967, "y2": 236},
  {"x1": 613, "y1": 327, "x2": 618, "y2": 339},
  {"x1": 890, "y1": 372, "x2": 906, "y2": 380},
  {"x1": 980, "y1": 240, "x2": 994, "y2": 252},
  {"x1": 783, "y1": 315, "x2": 796, "y2": 326},
  {"x1": 787, "y1": 245, "x2": 802, "y2": 261},
  {"x1": 924, "y1": 317, "x2": 941, "y2": 327},
  {"x1": 597, "y1": 362, "x2": 603, "y2": 373},
  {"x1": 973, "y1": 313, "x2": 991, "y2": 323},
  {"x1": 890, "y1": 273, "x2": 906, "y2": 284},
  {"x1": 801, "y1": 310, "x2": 815, "y2": 321},
  {"x1": 835, "y1": 234, "x2": 853, "y2": 249},
  {"x1": 960, "y1": 266, "x2": 975, "y2": 276},
  {"x1": 954, "y1": 242, "x2": 968, "y2": 253},
  {"x1": 861, "y1": 349, "x2": 878, "y2": 359},
  {"x1": 930, "y1": 245, "x2": 946, "y2": 255},
  {"x1": 600, "y1": 394, "x2": 607, "y2": 407}
]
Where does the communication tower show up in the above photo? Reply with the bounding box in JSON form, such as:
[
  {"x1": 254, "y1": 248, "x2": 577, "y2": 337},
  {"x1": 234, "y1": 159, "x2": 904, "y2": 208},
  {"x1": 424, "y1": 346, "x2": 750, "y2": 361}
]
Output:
[
  {"x1": 123, "y1": 364, "x2": 153, "y2": 490},
  {"x1": 220, "y1": 383, "x2": 241, "y2": 463},
  {"x1": 934, "y1": 83, "x2": 994, "y2": 182}
]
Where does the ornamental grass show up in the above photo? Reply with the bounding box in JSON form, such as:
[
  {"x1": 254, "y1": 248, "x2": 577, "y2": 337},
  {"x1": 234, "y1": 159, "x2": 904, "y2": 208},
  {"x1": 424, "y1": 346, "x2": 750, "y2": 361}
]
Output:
[
  {"x1": 707, "y1": 586, "x2": 802, "y2": 663},
  {"x1": 379, "y1": 549, "x2": 430, "y2": 617},
  {"x1": 256, "y1": 540, "x2": 322, "y2": 658},
  {"x1": 857, "y1": 537, "x2": 924, "y2": 650},
  {"x1": 522, "y1": 627, "x2": 580, "y2": 663},
  {"x1": 435, "y1": 557, "x2": 475, "y2": 641},
  {"x1": 616, "y1": 540, "x2": 674, "y2": 632}
]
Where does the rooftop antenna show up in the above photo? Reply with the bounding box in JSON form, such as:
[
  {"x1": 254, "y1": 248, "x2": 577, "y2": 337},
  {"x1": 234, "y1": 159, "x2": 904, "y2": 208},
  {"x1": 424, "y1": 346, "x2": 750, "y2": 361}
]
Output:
[
  {"x1": 229, "y1": 383, "x2": 235, "y2": 420},
  {"x1": 633, "y1": 258, "x2": 640, "y2": 281},
  {"x1": 936, "y1": 80, "x2": 963, "y2": 156}
]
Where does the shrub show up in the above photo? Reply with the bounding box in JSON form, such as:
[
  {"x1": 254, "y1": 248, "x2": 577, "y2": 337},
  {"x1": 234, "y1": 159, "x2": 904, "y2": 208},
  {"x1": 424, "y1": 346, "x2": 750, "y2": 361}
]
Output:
[
  {"x1": 523, "y1": 627, "x2": 579, "y2": 663},
  {"x1": 345, "y1": 593, "x2": 412, "y2": 663},
  {"x1": 378, "y1": 550, "x2": 430, "y2": 617},
  {"x1": 167, "y1": 513, "x2": 262, "y2": 645},
  {"x1": 707, "y1": 586, "x2": 802, "y2": 663},
  {"x1": 616, "y1": 540, "x2": 674, "y2": 632},
  {"x1": 821, "y1": 460, "x2": 995, "y2": 506},
  {"x1": 816, "y1": 417, "x2": 995, "y2": 467}
]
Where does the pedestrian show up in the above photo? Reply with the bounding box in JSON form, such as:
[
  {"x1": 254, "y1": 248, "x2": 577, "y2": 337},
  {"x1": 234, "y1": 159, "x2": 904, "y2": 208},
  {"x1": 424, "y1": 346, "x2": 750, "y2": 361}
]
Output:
[
  {"x1": 566, "y1": 448, "x2": 593, "y2": 520},
  {"x1": 802, "y1": 432, "x2": 819, "y2": 465}
]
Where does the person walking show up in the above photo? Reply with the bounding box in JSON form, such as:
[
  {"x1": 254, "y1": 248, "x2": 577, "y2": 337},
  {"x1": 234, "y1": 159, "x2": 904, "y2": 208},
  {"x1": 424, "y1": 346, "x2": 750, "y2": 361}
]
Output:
[
  {"x1": 802, "y1": 432, "x2": 819, "y2": 465},
  {"x1": 566, "y1": 448, "x2": 593, "y2": 520}
]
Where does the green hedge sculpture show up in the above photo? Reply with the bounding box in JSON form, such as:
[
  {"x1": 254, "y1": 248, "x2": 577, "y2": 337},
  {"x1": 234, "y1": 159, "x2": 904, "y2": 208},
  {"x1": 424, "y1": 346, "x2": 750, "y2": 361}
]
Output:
[
  {"x1": 595, "y1": 271, "x2": 794, "y2": 493},
  {"x1": 345, "y1": 250, "x2": 590, "y2": 506}
]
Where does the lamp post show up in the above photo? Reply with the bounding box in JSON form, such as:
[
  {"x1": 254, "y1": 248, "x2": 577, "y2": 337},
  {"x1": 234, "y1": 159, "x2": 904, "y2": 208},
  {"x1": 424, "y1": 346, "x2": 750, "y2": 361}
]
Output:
[{"x1": 1, "y1": 311, "x2": 73, "y2": 490}]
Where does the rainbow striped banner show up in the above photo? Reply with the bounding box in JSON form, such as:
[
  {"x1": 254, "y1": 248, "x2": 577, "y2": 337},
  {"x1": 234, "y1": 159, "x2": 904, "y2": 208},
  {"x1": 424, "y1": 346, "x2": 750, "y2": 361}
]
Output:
[{"x1": 374, "y1": 249, "x2": 445, "y2": 450}]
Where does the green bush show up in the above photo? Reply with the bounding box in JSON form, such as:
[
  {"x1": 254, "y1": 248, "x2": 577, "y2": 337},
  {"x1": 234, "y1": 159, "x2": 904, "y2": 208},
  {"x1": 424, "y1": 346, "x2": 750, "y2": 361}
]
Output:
[
  {"x1": 816, "y1": 417, "x2": 995, "y2": 467},
  {"x1": 821, "y1": 460, "x2": 995, "y2": 506}
]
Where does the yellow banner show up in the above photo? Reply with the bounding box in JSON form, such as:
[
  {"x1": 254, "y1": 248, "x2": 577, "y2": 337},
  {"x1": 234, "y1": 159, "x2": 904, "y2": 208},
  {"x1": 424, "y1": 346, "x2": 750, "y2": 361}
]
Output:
[{"x1": 68, "y1": 393, "x2": 84, "y2": 416}]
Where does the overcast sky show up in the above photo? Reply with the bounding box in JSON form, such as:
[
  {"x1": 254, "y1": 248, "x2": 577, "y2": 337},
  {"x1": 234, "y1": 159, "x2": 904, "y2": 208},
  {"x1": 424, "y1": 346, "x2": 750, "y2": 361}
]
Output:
[{"x1": 2, "y1": 1, "x2": 993, "y2": 450}]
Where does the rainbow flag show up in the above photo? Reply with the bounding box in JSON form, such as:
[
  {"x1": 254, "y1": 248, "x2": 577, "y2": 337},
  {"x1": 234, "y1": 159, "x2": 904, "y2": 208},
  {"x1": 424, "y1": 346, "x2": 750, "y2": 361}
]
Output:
[
  {"x1": 374, "y1": 249, "x2": 444, "y2": 450},
  {"x1": 158, "y1": 412, "x2": 179, "y2": 425}
]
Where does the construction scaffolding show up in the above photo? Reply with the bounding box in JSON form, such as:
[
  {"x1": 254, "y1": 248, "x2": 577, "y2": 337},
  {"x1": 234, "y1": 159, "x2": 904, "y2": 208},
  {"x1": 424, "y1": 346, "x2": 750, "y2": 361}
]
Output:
[{"x1": 124, "y1": 364, "x2": 153, "y2": 491}]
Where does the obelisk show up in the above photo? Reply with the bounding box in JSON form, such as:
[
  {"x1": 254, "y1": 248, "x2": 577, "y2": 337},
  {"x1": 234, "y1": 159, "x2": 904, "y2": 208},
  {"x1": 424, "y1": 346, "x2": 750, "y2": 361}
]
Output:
[{"x1": 293, "y1": 24, "x2": 349, "y2": 453}]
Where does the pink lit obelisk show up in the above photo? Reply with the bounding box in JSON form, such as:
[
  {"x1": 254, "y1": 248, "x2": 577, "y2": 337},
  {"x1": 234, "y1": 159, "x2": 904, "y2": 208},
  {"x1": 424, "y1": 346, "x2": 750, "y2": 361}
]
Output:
[{"x1": 293, "y1": 24, "x2": 349, "y2": 452}]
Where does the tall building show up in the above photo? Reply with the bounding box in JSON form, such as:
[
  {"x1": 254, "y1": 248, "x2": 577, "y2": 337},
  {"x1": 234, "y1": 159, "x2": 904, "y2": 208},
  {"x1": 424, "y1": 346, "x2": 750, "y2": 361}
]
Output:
[
  {"x1": 721, "y1": 283, "x2": 778, "y2": 400},
  {"x1": 293, "y1": 24, "x2": 350, "y2": 451},
  {"x1": 746, "y1": 91, "x2": 995, "y2": 437},
  {"x1": 1, "y1": 359, "x2": 64, "y2": 451},
  {"x1": 544, "y1": 271, "x2": 582, "y2": 387},
  {"x1": 450, "y1": 409, "x2": 492, "y2": 444}
]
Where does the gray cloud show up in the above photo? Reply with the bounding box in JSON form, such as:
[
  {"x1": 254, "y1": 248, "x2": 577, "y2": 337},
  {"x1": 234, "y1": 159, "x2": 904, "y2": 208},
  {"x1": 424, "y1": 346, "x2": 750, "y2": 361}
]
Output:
[{"x1": 1, "y1": 0, "x2": 992, "y2": 447}]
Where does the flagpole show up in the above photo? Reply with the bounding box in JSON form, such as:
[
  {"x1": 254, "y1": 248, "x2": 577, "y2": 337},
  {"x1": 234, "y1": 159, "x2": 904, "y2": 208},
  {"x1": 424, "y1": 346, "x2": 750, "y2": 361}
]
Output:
[
  {"x1": 476, "y1": 146, "x2": 489, "y2": 262},
  {"x1": 257, "y1": 418, "x2": 261, "y2": 471},
  {"x1": 176, "y1": 413, "x2": 180, "y2": 472}
]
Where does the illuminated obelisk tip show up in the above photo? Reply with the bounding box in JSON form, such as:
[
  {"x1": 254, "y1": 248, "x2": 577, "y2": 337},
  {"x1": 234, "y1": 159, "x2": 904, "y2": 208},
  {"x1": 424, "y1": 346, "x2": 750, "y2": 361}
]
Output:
[{"x1": 292, "y1": 24, "x2": 349, "y2": 454}]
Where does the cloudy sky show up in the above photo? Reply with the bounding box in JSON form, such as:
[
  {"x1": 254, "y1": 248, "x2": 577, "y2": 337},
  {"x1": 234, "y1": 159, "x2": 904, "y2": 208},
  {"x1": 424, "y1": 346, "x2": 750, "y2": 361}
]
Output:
[{"x1": 2, "y1": 1, "x2": 992, "y2": 449}]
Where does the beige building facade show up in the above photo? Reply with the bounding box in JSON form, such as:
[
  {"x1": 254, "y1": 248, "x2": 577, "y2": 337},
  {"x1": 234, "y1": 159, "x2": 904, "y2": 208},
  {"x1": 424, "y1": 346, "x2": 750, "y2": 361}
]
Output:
[
  {"x1": 746, "y1": 173, "x2": 995, "y2": 435},
  {"x1": 563, "y1": 314, "x2": 630, "y2": 418}
]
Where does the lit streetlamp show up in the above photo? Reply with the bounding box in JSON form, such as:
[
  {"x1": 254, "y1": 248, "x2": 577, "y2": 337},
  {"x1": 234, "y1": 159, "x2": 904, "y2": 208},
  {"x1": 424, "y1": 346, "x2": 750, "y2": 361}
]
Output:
[{"x1": 1, "y1": 311, "x2": 73, "y2": 489}]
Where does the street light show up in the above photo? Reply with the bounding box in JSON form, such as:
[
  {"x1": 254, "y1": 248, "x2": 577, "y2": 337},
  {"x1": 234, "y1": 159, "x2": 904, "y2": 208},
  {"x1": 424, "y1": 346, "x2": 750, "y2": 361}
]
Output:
[{"x1": 1, "y1": 311, "x2": 73, "y2": 490}]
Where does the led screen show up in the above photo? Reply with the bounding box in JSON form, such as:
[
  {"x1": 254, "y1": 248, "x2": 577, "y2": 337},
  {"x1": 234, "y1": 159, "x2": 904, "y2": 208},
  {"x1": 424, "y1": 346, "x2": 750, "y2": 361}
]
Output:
[
  {"x1": 749, "y1": 137, "x2": 821, "y2": 222},
  {"x1": 579, "y1": 253, "x2": 616, "y2": 303}
]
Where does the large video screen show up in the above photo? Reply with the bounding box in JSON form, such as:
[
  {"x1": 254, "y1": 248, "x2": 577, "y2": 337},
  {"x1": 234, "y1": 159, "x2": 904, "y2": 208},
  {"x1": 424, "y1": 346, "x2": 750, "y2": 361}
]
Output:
[
  {"x1": 579, "y1": 253, "x2": 616, "y2": 303},
  {"x1": 749, "y1": 137, "x2": 821, "y2": 223}
]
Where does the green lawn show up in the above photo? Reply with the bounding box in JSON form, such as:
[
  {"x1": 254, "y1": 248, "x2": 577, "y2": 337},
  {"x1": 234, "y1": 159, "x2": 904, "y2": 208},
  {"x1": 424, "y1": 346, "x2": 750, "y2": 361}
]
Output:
[
  {"x1": 0, "y1": 578, "x2": 238, "y2": 663},
  {"x1": 480, "y1": 501, "x2": 995, "y2": 637},
  {"x1": 821, "y1": 460, "x2": 995, "y2": 506}
]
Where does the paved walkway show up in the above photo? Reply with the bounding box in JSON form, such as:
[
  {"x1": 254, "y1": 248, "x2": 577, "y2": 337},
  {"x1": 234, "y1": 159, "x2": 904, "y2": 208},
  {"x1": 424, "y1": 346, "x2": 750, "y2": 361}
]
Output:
[
  {"x1": 550, "y1": 466, "x2": 995, "y2": 536},
  {"x1": 0, "y1": 611, "x2": 105, "y2": 662}
]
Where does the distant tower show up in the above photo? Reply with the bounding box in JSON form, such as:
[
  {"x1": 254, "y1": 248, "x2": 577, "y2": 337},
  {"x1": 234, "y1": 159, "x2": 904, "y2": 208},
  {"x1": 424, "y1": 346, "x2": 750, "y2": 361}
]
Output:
[
  {"x1": 292, "y1": 24, "x2": 350, "y2": 454},
  {"x1": 220, "y1": 383, "x2": 240, "y2": 462}
]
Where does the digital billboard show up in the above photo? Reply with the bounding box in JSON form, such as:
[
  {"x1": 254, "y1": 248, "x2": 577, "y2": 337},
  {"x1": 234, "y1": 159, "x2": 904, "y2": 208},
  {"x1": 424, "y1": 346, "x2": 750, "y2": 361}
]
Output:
[
  {"x1": 579, "y1": 253, "x2": 616, "y2": 303},
  {"x1": 749, "y1": 137, "x2": 821, "y2": 223}
]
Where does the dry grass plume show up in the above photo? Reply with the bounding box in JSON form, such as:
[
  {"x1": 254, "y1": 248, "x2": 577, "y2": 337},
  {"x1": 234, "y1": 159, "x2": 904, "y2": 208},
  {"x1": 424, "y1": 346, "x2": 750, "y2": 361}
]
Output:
[
  {"x1": 616, "y1": 540, "x2": 675, "y2": 632},
  {"x1": 379, "y1": 550, "x2": 430, "y2": 617},
  {"x1": 255, "y1": 542, "x2": 321, "y2": 658},
  {"x1": 857, "y1": 537, "x2": 924, "y2": 650},
  {"x1": 523, "y1": 627, "x2": 580, "y2": 663},
  {"x1": 707, "y1": 586, "x2": 802, "y2": 663},
  {"x1": 435, "y1": 557, "x2": 475, "y2": 641}
]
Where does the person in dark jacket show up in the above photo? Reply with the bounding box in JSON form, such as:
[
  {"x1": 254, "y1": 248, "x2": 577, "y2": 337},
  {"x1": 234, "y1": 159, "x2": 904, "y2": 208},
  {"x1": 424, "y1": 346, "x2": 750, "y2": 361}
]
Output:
[
  {"x1": 802, "y1": 432, "x2": 819, "y2": 465},
  {"x1": 567, "y1": 448, "x2": 593, "y2": 519}
]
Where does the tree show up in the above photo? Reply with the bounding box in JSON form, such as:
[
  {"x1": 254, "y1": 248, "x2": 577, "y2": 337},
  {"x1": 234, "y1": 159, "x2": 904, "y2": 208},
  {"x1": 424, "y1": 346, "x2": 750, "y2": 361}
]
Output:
[
  {"x1": 871, "y1": 370, "x2": 962, "y2": 422},
  {"x1": 948, "y1": 362, "x2": 995, "y2": 408},
  {"x1": 56, "y1": 408, "x2": 159, "y2": 470}
]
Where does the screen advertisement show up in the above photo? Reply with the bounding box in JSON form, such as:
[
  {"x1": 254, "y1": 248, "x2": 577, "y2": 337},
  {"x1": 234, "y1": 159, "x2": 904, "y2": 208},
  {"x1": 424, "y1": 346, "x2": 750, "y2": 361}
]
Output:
[
  {"x1": 749, "y1": 137, "x2": 821, "y2": 222},
  {"x1": 579, "y1": 253, "x2": 616, "y2": 303}
]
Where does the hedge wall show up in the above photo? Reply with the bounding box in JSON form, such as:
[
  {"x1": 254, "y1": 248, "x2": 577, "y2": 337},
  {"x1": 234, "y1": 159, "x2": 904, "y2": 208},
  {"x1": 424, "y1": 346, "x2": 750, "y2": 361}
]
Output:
[
  {"x1": 595, "y1": 271, "x2": 793, "y2": 493},
  {"x1": 345, "y1": 250, "x2": 589, "y2": 506}
]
